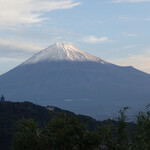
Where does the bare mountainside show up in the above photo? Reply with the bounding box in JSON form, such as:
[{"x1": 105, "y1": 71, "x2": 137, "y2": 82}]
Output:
[{"x1": 0, "y1": 43, "x2": 150, "y2": 120}]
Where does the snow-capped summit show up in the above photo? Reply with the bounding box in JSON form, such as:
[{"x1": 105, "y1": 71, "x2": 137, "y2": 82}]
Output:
[{"x1": 23, "y1": 42, "x2": 107, "y2": 65}]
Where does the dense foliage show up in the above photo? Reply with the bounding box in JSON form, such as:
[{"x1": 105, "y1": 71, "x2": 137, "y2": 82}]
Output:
[
  {"x1": 0, "y1": 101, "x2": 115, "y2": 150},
  {"x1": 1, "y1": 101, "x2": 149, "y2": 150},
  {"x1": 11, "y1": 107, "x2": 150, "y2": 150},
  {"x1": 0, "y1": 101, "x2": 52, "y2": 150},
  {"x1": 12, "y1": 115, "x2": 100, "y2": 150},
  {"x1": 10, "y1": 107, "x2": 150, "y2": 150}
]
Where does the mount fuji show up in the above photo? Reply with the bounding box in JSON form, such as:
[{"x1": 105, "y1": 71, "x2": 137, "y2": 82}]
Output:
[{"x1": 0, "y1": 42, "x2": 150, "y2": 119}]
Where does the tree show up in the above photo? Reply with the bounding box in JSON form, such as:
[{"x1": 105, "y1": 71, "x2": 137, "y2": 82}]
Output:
[
  {"x1": 134, "y1": 111, "x2": 150, "y2": 150},
  {"x1": 116, "y1": 107, "x2": 129, "y2": 150},
  {"x1": 98, "y1": 125, "x2": 116, "y2": 150},
  {"x1": 43, "y1": 113, "x2": 99, "y2": 150},
  {"x1": 11, "y1": 119, "x2": 42, "y2": 150}
]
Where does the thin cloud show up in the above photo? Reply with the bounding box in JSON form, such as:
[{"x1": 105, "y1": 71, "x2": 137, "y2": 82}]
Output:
[
  {"x1": 145, "y1": 18, "x2": 150, "y2": 21},
  {"x1": 0, "y1": 57, "x2": 23, "y2": 75},
  {"x1": 122, "y1": 32, "x2": 137, "y2": 37},
  {"x1": 0, "y1": 38, "x2": 44, "y2": 52},
  {"x1": 119, "y1": 16, "x2": 138, "y2": 22},
  {"x1": 82, "y1": 36, "x2": 109, "y2": 44},
  {"x1": 111, "y1": 51, "x2": 150, "y2": 74},
  {"x1": 112, "y1": 0, "x2": 150, "y2": 3},
  {"x1": 0, "y1": 0, "x2": 81, "y2": 27},
  {"x1": 119, "y1": 16, "x2": 150, "y2": 22},
  {"x1": 121, "y1": 45, "x2": 136, "y2": 49},
  {"x1": 0, "y1": 57, "x2": 22, "y2": 63}
]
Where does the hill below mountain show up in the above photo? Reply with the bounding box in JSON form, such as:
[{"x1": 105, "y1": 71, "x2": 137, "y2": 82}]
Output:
[{"x1": 0, "y1": 101, "x2": 136, "y2": 150}]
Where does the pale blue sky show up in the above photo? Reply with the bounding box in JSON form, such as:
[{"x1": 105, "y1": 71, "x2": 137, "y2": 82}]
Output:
[{"x1": 0, "y1": 0, "x2": 150, "y2": 74}]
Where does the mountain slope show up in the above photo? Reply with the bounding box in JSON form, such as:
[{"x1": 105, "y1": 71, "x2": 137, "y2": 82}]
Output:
[{"x1": 0, "y1": 43, "x2": 150, "y2": 119}]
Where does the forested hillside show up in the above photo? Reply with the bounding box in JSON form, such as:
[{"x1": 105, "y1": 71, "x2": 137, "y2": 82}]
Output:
[
  {"x1": 0, "y1": 101, "x2": 109, "y2": 150},
  {"x1": 0, "y1": 101, "x2": 147, "y2": 150}
]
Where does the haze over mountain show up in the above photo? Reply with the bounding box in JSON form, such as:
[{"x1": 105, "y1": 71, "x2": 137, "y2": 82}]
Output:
[{"x1": 0, "y1": 42, "x2": 150, "y2": 120}]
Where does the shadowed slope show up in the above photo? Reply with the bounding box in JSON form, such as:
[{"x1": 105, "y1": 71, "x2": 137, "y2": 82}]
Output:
[{"x1": 0, "y1": 43, "x2": 150, "y2": 119}]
